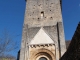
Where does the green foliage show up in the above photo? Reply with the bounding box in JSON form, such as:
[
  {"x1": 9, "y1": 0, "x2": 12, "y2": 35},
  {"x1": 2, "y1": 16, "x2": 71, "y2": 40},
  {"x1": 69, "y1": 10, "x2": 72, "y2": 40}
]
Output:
[{"x1": 2, "y1": 58, "x2": 8, "y2": 60}]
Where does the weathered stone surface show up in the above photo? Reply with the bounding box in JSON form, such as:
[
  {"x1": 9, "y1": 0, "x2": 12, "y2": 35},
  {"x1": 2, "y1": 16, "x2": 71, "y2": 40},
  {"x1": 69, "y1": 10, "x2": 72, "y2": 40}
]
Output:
[
  {"x1": 19, "y1": 0, "x2": 66, "y2": 60},
  {"x1": 29, "y1": 44, "x2": 56, "y2": 60},
  {"x1": 24, "y1": 0, "x2": 62, "y2": 28},
  {"x1": 66, "y1": 40, "x2": 71, "y2": 49},
  {"x1": 30, "y1": 28, "x2": 54, "y2": 44}
]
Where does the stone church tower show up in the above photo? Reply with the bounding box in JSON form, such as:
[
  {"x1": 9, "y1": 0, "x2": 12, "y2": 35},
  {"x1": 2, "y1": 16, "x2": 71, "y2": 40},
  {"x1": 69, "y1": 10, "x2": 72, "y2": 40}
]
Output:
[{"x1": 19, "y1": 0, "x2": 66, "y2": 60}]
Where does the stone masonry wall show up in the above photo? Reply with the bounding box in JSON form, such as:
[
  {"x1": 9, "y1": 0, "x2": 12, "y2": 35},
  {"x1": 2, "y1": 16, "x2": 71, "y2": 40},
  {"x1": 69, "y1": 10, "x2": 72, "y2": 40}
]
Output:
[{"x1": 24, "y1": 0, "x2": 62, "y2": 28}]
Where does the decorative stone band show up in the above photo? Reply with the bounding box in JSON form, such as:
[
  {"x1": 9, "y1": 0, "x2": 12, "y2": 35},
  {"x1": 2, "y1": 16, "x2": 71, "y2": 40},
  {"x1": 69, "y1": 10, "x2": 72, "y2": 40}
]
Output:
[{"x1": 29, "y1": 43, "x2": 55, "y2": 48}]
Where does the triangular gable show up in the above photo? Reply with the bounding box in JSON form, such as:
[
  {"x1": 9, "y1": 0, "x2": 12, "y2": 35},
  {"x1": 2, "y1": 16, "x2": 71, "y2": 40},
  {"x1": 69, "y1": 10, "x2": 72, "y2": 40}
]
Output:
[{"x1": 30, "y1": 28, "x2": 54, "y2": 44}]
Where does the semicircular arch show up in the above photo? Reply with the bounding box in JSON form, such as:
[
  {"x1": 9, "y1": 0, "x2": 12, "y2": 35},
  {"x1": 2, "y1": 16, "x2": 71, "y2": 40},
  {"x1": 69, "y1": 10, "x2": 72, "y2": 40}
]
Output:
[{"x1": 31, "y1": 48, "x2": 55, "y2": 60}]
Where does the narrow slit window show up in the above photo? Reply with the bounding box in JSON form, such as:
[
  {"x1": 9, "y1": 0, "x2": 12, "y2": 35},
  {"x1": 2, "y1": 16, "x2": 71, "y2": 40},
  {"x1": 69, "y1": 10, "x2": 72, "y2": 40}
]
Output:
[{"x1": 41, "y1": 11, "x2": 44, "y2": 18}]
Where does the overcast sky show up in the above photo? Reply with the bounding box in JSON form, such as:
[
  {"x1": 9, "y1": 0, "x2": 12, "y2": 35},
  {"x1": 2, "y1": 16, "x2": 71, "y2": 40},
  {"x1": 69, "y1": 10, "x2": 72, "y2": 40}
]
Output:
[{"x1": 0, "y1": 0, "x2": 80, "y2": 57}]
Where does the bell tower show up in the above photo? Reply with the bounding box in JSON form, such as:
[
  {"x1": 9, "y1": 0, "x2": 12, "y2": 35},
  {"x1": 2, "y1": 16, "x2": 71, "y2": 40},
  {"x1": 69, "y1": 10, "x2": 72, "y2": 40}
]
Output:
[{"x1": 19, "y1": 0, "x2": 66, "y2": 60}]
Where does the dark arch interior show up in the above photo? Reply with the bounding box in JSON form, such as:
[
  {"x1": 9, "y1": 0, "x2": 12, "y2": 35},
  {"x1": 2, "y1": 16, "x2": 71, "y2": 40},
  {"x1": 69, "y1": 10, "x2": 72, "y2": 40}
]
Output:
[
  {"x1": 36, "y1": 52, "x2": 53, "y2": 60},
  {"x1": 39, "y1": 57, "x2": 47, "y2": 60}
]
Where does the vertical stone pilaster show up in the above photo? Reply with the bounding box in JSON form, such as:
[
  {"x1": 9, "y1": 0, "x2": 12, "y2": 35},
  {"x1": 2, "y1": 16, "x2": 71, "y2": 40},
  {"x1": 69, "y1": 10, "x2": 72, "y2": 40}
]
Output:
[
  {"x1": 20, "y1": 24, "x2": 29, "y2": 60},
  {"x1": 54, "y1": 25, "x2": 60, "y2": 60},
  {"x1": 57, "y1": 22, "x2": 66, "y2": 57}
]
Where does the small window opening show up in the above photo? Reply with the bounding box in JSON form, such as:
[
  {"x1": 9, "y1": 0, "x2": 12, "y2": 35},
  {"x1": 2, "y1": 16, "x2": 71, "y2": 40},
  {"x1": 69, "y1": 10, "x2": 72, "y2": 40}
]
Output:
[{"x1": 41, "y1": 11, "x2": 44, "y2": 18}]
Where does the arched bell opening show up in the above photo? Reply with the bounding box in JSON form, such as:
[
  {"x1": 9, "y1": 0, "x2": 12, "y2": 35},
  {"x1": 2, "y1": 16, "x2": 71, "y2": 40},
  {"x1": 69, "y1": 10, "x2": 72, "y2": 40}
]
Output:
[
  {"x1": 35, "y1": 52, "x2": 52, "y2": 60},
  {"x1": 31, "y1": 49, "x2": 55, "y2": 60}
]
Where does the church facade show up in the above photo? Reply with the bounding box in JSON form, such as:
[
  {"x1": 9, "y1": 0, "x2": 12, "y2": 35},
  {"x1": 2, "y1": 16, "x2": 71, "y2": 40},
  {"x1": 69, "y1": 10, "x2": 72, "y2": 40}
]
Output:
[{"x1": 19, "y1": 0, "x2": 66, "y2": 60}]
